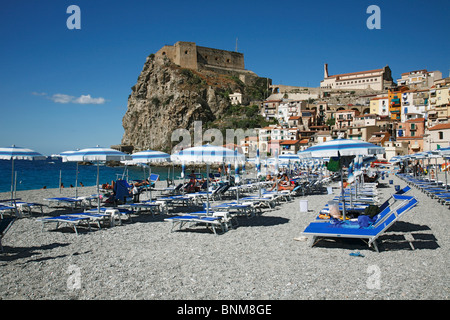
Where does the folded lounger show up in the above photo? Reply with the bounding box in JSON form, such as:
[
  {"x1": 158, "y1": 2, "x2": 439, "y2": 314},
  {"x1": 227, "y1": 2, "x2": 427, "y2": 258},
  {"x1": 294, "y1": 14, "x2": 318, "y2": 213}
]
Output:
[{"x1": 303, "y1": 194, "x2": 418, "y2": 252}]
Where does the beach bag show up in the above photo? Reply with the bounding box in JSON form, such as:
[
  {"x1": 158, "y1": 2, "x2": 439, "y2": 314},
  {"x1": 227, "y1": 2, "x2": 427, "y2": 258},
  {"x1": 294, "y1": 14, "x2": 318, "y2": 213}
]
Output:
[
  {"x1": 327, "y1": 157, "x2": 340, "y2": 172},
  {"x1": 363, "y1": 204, "x2": 380, "y2": 218}
]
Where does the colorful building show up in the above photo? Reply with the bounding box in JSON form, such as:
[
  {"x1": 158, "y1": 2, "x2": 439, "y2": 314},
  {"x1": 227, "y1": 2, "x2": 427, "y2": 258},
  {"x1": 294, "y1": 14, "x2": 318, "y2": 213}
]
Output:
[{"x1": 388, "y1": 86, "x2": 409, "y2": 121}]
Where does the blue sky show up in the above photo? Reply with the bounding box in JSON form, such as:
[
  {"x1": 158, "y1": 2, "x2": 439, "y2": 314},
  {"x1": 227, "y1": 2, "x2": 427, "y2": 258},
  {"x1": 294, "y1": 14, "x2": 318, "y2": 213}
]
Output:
[{"x1": 0, "y1": 0, "x2": 448, "y2": 155}]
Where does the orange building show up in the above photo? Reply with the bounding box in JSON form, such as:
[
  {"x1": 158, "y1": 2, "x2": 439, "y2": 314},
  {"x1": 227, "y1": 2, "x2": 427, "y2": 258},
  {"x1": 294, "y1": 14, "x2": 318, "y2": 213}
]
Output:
[{"x1": 388, "y1": 86, "x2": 409, "y2": 121}]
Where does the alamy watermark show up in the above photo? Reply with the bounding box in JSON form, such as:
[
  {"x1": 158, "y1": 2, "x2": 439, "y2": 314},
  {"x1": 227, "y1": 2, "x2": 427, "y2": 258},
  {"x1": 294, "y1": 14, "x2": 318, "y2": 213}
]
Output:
[
  {"x1": 366, "y1": 265, "x2": 381, "y2": 289},
  {"x1": 366, "y1": 5, "x2": 381, "y2": 30},
  {"x1": 171, "y1": 121, "x2": 277, "y2": 159},
  {"x1": 66, "y1": 5, "x2": 81, "y2": 30},
  {"x1": 67, "y1": 264, "x2": 82, "y2": 290}
]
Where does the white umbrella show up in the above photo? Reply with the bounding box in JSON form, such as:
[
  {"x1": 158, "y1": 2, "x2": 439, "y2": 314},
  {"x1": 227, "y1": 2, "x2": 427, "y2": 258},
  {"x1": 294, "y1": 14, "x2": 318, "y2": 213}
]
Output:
[
  {"x1": 278, "y1": 154, "x2": 300, "y2": 163},
  {"x1": 65, "y1": 146, "x2": 132, "y2": 212},
  {"x1": 124, "y1": 149, "x2": 170, "y2": 165},
  {"x1": 170, "y1": 144, "x2": 244, "y2": 164},
  {"x1": 60, "y1": 149, "x2": 81, "y2": 198},
  {"x1": 170, "y1": 144, "x2": 245, "y2": 215},
  {"x1": 125, "y1": 149, "x2": 171, "y2": 201},
  {"x1": 0, "y1": 145, "x2": 46, "y2": 202},
  {"x1": 300, "y1": 138, "x2": 385, "y2": 219}
]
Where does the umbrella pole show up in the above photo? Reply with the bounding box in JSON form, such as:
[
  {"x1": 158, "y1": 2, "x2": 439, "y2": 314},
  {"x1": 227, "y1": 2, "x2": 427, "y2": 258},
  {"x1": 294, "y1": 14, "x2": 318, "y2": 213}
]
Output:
[
  {"x1": 97, "y1": 161, "x2": 100, "y2": 213},
  {"x1": 75, "y1": 162, "x2": 79, "y2": 198},
  {"x1": 10, "y1": 158, "x2": 14, "y2": 201},
  {"x1": 14, "y1": 171, "x2": 17, "y2": 199},
  {"x1": 206, "y1": 163, "x2": 210, "y2": 215},
  {"x1": 445, "y1": 160, "x2": 448, "y2": 190},
  {"x1": 340, "y1": 166, "x2": 346, "y2": 220}
]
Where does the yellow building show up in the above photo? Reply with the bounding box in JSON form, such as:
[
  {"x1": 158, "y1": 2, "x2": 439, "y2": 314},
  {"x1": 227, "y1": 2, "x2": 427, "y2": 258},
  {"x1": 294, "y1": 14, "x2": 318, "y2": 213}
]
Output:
[{"x1": 369, "y1": 96, "x2": 389, "y2": 115}]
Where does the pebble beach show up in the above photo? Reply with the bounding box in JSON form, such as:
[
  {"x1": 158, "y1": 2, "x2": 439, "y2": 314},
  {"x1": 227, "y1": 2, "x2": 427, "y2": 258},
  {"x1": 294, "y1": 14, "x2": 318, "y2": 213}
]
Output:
[{"x1": 0, "y1": 174, "x2": 449, "y2": 300}]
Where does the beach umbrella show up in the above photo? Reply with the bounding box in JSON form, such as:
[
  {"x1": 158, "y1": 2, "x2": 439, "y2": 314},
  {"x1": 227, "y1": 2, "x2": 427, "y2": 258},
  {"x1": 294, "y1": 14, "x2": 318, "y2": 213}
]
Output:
[
  {"x1": 299, "y1": 138, "x2": 385, "y2": 158},
  {"x1": 126, "y1": 149, "x2": 170, "y2": 164},
  {"x1": 300, "y1": 138, "x2": 385, "y2": 219},
  {"x1": 125, "y1": 149, "x2": 171, "y2": 200},
  {"x1": 0, "y1": 145, "x2": 46, "y2": 203},
  {"x1": 170, "y1": 144, "x2": 245, "y2": 215},
  {"x1": 60, "y1": 149, "x2": 81, "y2": 198},
  {"x1": 170, "y1": 144, "x2": 244, "y2": 164},
  {"x1": 65, "y1": 146, "x2": 131, "y2": 212},
  {"x1": 278, "y1": 154, "x2": 300, "y2": 163}
]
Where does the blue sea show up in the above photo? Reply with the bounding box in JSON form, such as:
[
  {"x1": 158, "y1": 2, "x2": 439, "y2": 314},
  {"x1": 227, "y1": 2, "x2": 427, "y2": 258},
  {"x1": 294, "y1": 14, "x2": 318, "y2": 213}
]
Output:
[{"x1": 0, "y1": 158, "x2": 182, "y2": 193}]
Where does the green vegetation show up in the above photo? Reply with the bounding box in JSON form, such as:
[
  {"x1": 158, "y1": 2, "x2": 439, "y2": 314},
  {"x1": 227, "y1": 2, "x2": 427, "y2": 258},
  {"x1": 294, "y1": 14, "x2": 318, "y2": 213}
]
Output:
[{"x1": 211, "y1": 104, "x2": 278, "y2": 130}]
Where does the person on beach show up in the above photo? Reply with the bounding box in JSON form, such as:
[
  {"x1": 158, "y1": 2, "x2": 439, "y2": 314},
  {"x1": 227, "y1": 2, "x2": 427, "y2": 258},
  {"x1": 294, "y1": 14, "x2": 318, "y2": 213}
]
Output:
[
  {"x1": 132, "y1": 183, "x2": 140, "y2": 203},
  {"x1": 279, "y1": 173, "x2": 295, "y2": 191},
  {"x1": 269, "y1": 173, "x2": 294, "y2": 191},
  {"x1": 79, "y1": 182, "x2": 84, "y2": 187},
  {"x1": 186, "y1": 170, "x2": 198, "y2": 193}
]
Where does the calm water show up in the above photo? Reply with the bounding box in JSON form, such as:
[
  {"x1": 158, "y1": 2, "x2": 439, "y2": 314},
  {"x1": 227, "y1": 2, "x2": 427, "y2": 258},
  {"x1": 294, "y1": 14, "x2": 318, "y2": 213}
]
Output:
[{"x1": 0, "y1": 158, "x2": 182, "y2": 193}]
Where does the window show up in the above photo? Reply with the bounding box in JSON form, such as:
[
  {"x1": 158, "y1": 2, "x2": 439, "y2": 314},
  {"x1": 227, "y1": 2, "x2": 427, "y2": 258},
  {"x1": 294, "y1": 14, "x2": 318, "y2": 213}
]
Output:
[{"x1": 439, "y1": 131, "x2": 444, "y2": 139}]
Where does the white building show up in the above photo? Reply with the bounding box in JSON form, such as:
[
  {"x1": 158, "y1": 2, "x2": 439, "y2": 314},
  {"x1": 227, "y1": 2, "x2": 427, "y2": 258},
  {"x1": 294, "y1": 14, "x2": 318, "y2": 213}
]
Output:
[
  {"x1": 397, "y1": 69, "x2": 442, "y2": 89},
  {"x1": 320, "y1": 64, "x2": 394, "y2": 91}
]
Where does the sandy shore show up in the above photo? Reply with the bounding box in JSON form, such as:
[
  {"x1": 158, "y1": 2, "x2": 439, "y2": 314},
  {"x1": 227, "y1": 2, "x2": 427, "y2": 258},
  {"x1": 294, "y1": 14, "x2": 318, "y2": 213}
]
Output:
[{"x1": 0, "y1": 174, "x2": 449, "y2": 300}]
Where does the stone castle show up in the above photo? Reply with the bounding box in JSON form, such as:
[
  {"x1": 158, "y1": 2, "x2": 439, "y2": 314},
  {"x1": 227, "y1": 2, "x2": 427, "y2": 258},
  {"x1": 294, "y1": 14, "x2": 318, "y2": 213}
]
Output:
[{"x1": 155, "y1": 41, "x2": 260, "y2": 85}]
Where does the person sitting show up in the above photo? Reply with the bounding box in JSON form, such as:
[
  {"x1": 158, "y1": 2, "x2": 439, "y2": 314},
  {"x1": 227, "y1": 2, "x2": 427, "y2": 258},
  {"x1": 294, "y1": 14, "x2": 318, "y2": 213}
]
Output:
[
  {"x1": 186, "y1": 171, "x2": 198, "y2": 193},
  {"x1": 278, "y1": 173, "x2": 295, "y2": 191}
]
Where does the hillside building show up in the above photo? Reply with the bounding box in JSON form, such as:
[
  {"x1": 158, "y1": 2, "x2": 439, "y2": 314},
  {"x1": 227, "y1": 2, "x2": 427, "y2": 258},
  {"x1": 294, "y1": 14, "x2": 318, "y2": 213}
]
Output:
[{"x1": 320, "y1": 64, "x2": 395, "y2": 91}]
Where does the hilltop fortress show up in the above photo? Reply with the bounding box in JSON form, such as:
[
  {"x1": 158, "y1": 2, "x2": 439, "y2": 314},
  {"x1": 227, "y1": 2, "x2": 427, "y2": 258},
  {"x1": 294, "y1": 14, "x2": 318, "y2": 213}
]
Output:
[{"x1": 155, "y1": 41, "x2": 260, "y2": 85}]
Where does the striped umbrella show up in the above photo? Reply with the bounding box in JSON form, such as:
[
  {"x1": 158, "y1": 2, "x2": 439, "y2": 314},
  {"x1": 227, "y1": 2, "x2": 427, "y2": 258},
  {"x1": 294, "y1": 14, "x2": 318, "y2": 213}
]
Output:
[
  {"x1": 65, "y1": 146, "x2": 132, "y2": 212},
  {"x1": 0, "y1": 145, "x2": 46, "y2": 202},
  {"x1": 170, "y1": 144, "x2": 245, "y2": 215},
  {"x1": 126, "y1": 149, "x2": 170, "y2": 164},
  {"x1": 299, "y1": 138, "x2": 385, "y2": 158},
  {"x1": 278, "y1": 153, "x2": 300, "y2": 163},
  {"x1": 170, "y1": 144, "x2": 244, "y2": 164},
  {"x1": 125, "y1": 149, "x2": 171, "y2": 196},
  {"x1": 300, "y1": 138, "x2": 385, "y2": 219}
]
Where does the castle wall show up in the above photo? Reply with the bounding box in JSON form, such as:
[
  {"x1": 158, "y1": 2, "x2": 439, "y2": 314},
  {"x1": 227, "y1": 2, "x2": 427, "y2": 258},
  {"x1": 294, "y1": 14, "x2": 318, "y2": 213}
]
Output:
[
  {"x1": 155, "y1": 41, "x2": 244, "y2": 72},
  {"x1": 196, "y1": 46, "x2": 244, "y2": 70}
]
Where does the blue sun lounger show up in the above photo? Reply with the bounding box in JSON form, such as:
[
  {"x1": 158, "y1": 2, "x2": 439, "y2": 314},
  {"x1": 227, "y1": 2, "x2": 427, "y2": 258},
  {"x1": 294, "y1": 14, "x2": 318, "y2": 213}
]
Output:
[
  {"x1": 303, "y1": 194, "x2": 418, "y2": 252},
  {"x1": 164, "y1": 214, "x2": 228, "y2": 234},
  {"x1": 318, "y1": 185, "x2": 412, "y2": 220},
  {"x1": 44, "y1": 197, "x2": 84, "y2": 210},
  {"x1": 38, "y1": 215, "x2": 92, "y2": 235},
  {"x1": 0, "y1": 204, "x2": 16, "y2": 219}
]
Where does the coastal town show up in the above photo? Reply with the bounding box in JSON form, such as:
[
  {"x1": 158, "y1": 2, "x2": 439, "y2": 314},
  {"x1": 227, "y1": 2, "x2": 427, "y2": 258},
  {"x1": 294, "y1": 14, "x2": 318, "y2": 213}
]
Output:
[{"x1": 235, "y1": 65, "x2": 449, "y2": 161}]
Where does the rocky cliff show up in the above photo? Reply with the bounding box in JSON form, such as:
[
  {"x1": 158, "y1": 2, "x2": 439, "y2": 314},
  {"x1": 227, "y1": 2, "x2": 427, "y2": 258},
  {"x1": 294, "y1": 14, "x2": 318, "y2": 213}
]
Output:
[{"x1": 121, "y1": 54, "x2": 269, "y2": 153}]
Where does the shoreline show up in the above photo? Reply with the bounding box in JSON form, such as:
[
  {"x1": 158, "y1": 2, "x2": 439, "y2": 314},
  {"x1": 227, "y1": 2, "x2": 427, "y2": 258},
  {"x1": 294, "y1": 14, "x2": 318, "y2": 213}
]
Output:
[{"x1": 0, "y1": 174, "x2": 449, "y2": 300}]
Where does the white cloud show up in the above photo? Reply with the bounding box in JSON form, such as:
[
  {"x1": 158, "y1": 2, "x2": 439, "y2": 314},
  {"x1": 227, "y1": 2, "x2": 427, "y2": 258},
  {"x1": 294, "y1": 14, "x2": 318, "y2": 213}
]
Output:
[
  {"x1": 46, "y1": 93, "x2": 106, "y2": 105},
  {"x1": 73, "y1": 94, "x2": 106, "y2": 105},
  {"x1": 51, "y1": 93, "x2": 75, "y2": 104}
]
